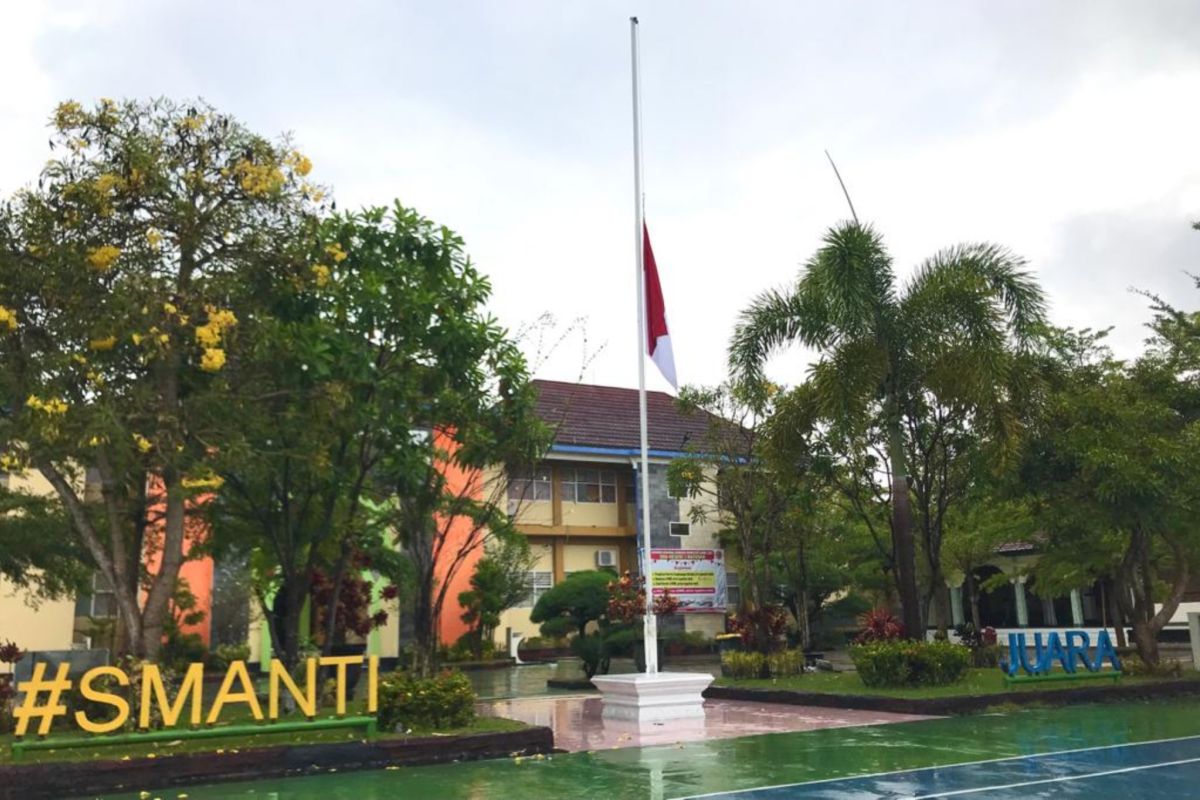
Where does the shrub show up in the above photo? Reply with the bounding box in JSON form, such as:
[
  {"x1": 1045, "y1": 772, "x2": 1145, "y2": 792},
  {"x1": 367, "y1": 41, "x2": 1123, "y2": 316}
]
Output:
[
  {"x1": 377, "y1": 670, "x2": 476, "y2": 732},
  {"x1": 767, "y1": 649, "x2": 806, "y2": 678},
  {"x1": 208, "y1": 643, "x2": 252, "y2": 671},
  {"x1": 854, "y1": 608, "x2": 904, "y2": 644},
  {"x1": 1122, "y1": 654, "x2": 1182, "y2": 678},
  {"x1": 0, "y1": 640, "x2": 21, "y2": 734},
  {"x1": 721, "y1": 650, "x2": 767, "y2": 679},
  {"x1": 728, "y1": 605, "x2": 789, "y2": 653},
  {"x1": 851, "y1": 641, "x2": 971, "y2": 688}
]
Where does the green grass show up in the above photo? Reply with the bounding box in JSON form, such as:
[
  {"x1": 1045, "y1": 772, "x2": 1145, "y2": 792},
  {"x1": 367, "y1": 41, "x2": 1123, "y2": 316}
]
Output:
[
  {"x1": 715, "y1": 667, "x2": 1200, "y2": 699},
  {"x1": 0, "y1": 703, "x2": 526, "y2": 766}
]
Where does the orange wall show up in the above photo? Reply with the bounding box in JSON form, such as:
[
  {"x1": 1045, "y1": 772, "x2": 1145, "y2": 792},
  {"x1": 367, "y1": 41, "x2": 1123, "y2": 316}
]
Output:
[
  {"x1": 142, "y1": 477, "x2": 214, "y2": 646},
  {"x1": 432, "y1": 430, "x2": 485, "y2": 647}
]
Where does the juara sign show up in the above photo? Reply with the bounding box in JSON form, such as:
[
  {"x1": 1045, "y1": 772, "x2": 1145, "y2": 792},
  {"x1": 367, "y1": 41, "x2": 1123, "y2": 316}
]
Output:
[
  {"x1": 1001, "y1": 630, "x2": 1122, "y2": 677},
  {"x1": 13, "y1": 655, "x2": 378, "y2": 737}
]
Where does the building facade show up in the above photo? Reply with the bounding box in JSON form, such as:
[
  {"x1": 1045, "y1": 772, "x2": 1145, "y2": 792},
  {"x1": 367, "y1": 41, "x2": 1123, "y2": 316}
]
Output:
[{"x1": 496, "y1": 380, "x2": 728, "y2": 644}]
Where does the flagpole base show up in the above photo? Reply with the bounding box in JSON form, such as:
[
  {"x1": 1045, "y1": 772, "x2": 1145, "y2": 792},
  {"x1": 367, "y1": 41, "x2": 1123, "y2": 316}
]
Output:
[{"x1": 592, "y1": 672, "x2": 713, "y2": 723}]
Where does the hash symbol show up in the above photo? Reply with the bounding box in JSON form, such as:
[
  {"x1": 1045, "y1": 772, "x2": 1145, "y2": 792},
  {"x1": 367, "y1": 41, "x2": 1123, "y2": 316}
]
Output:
[{"x1": 13, "y1": 662, "x2": 72, "y2": 737}]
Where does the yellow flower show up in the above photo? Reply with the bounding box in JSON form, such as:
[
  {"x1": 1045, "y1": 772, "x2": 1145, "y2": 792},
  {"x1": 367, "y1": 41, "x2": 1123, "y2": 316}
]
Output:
[
  {"x1": 89, "y1": 335, "x2": 117, "y2": 351},
  {"x1": 87, "y1": 245, "x2": 121, "y2": 272},
  {"x1": 311, "y1": 264, "x2": 331, "y2": 287},
  {"x1": 158, "y1": 333, "x2": 170, "y2": 345},
  {"x1": 232, "y1": 159, "x2": 284, "y2": 196},
  {"x1": 207, "y1": 308, "x2": 237, "y2": 329},
  {"x1": 131, "y1": 333, "x2": 144, "y2": 345},
  {"x1": 87, "y1": 435, "x2": 107, "y2": 447},
  {"x1": 71, "y1": 353, "x2": 88, "y2": 364},
  {"x1": 181, "y1": 114, "x2": 205, "y2": 131},
  {"x1": 146, "y1": 229, "x2": 163, "y2": 250},
  {"x1": 26, "y1": 395, "x2": 68, "y2": 415},
  {"x1": 181, "y1": 474, "x2": 225, "y2": 490},
  {"x1": 324, "y1": 243, "x2": 348, "y2": 263},
  {"x1": 285, "y1": 151, "x2": 313, "y2": 176},
  {"x1": 132, "y1": 433, "x2": 152, "y2": 454},
  {"x1": 195, "y1": 323, "x2": 221, "y2": 347},
  {"x1": 54, "y1": 100, "x2": 85, "y2": 130},
  {"x1": 0, "y1": 305, "x2": 17, "y2": 332},
  {"x1": 94, "y1": 173, "x2": 124, "y2": 196},
  {"x1": 200, "y1": 347, "x2": 226, "y2": 372},
  {"x1": 163, "y1": 302, "x2": 177, "y2": 315},
  {"x1": 0, "y1": 453, "x2": 24, "y2": 471}
]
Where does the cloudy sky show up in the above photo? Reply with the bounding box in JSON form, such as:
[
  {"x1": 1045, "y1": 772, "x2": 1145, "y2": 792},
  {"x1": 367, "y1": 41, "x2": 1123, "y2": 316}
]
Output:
[{"x1": 4, "y1": 1, "x2": 1199, "y2": 391}]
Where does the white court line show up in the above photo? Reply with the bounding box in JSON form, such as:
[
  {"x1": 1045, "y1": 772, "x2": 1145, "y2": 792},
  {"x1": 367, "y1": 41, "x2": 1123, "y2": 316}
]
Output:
[
  {"x1": 910, "y1": 755, "x2": 1200, "y2": 798},
  {"x1": 671, "y1": 733, "x2": 1200, "y2": 799}
]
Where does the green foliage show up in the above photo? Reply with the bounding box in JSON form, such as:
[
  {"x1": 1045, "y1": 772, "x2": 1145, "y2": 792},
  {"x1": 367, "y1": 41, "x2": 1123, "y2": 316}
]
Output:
[
  {"x1": 730, "y1": 220, "x2": 1047, "y2": 637},
  {"x1": 0, "y1": 487, "x2": 92, "y2": 600},
  {"x1": 458, "y1": 537, "x2": 537, "y2": 658},
  {"x1": 569, "y1": 633, "x2": 609, "y2": 679},
  {"x1": 376, "y1": 670, "x2": 476, "y2": 732},
  {"x1": 208, "y1": 643, "x2": 251, "y2": 671},
  {"x1": 767, "y1": 649, "x2": 806, "y2": 677},
  {"x1": 851, "y1": 640, "x2": 971, "y2": 688},
  {"x1": 721, "y1": 651, "x2": 767, "y2": 679},
  {"x1": 530, "y1": 570, "x2": 613, "y2": 637}
]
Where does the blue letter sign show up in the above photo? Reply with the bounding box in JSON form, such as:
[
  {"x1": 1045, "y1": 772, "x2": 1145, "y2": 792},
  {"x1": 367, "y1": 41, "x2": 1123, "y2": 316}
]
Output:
[{"x1": 1002, "y1": 630, "x2": 1122, "y2": 676}]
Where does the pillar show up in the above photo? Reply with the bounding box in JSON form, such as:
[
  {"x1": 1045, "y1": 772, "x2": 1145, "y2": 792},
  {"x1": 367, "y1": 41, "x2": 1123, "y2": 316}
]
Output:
[
  {"x1": 1070, "y1": 589, "x2": 1084, "y2": 627},
  {"x1": 1188, "y1": 612, "x2": 1200, "y2": 673},
  {"x1": 1013, "y1": 577, "x2": 1029, "y2": 628},
  {"x1": 949, "y1": 586, "x2": 965, "y2": 627}
]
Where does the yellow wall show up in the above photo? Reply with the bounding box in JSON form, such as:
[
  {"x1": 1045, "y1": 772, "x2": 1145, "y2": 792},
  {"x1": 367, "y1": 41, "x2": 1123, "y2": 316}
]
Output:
[
  {"x1": 511, "y1": 499, "x2": 553, "y2": 526},
  {"x1": 0, "y1": 576, "x2": 76, "y2": 652},
  {"x1": 560, "y1": 500, "x2": 620, "y2": 527},
  {"x1": 563, "y1": 542, "x2": 618, "y2": 574}
]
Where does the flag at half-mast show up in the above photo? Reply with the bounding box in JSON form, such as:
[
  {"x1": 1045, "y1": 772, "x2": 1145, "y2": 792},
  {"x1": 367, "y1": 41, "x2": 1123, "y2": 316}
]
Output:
[{"x1": 642, "y1": 222, "x2": 676, "y2": 388}]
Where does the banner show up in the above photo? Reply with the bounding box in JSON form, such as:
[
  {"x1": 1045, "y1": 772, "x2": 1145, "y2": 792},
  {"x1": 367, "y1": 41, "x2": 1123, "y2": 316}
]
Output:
[{"x1": 648, "y1": 549, "x2": 726, "y2": 613}]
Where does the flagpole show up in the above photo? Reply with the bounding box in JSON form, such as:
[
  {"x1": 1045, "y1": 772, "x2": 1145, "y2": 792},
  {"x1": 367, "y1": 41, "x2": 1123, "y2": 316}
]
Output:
[{"x1": 630, "y1": 15, "x2": 657, "y2": 675}]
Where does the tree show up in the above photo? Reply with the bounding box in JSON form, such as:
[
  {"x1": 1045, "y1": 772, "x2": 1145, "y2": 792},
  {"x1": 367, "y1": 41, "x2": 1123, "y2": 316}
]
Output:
[
  {"x1": 0, "y1": 486, "x2": 93, "y2": 601},
  {"x1": 729, "y1": 222, "x2": 1046, "y2": 637},
  {"x1": 0, "y1": 99, "x2": 318, "y2": 658},
  {"x1": 458, "y1": 536, "x2": 537, "y2": 658},
  {"x1": 1021, "y1": 318, "x2": 1200, "y2": 666},
  {"x1": 530, "y1": 570, "x2": 613, "y2": 638},
  {"x1": 667, "y1": 382, "x2": 781, "y2": 611}
]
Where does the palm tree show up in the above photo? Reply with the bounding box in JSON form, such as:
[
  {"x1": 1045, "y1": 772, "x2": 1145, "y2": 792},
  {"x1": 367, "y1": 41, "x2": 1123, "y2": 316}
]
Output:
[{"x1": 729, "y1": 221, "x2": 1045, "y2": 638}]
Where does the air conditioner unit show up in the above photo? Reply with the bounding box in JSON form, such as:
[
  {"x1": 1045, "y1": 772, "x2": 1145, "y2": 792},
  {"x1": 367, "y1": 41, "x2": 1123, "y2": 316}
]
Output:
[
  {"x1": 670, "y1": 522, "x2": 691, "y2": 538},
  {"x1": 596, "y1": 549, "x2": 618, "y2": 568}
]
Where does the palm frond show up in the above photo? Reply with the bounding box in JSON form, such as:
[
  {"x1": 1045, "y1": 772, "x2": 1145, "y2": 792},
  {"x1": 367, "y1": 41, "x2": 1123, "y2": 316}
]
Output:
[
  {"x1": 728, "y1": 285, "x2": 814, "y2": 384},
  {"x1": 802, "y1": 222, "x2": 897, "y2": 341}
]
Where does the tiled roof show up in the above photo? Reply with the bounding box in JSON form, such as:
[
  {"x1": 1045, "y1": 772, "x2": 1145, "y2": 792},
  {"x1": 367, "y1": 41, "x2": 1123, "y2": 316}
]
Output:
[
  {"x1": 994, "y1": 540, "x2": 1038, "y2": 554},
  {"x1": 533, "y1": 379, "x2": 726, "y2": 453}
]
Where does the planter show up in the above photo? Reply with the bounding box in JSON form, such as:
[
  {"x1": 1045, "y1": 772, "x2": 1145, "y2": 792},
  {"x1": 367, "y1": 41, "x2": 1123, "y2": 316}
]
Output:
[{"x1": 716, "y1": 635, "x2": 743, "y2": 655}]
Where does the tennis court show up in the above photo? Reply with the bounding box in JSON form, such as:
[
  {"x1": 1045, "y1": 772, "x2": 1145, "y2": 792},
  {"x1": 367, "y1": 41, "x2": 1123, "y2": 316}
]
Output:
[{"x1": 680, "y1": 734, "x2": 1200, "y2": 799}]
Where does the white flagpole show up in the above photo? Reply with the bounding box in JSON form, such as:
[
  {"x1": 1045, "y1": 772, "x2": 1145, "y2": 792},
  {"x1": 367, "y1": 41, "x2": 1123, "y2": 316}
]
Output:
[{"x1": 630, "y1": 15, "x2": 657, "y2": 675}]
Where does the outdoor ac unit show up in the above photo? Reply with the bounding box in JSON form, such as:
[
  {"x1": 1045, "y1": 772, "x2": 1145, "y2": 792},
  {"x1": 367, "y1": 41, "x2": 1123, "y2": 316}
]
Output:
[{"x1": 596, "y1": 549, "x2": 618, "y2": 568}]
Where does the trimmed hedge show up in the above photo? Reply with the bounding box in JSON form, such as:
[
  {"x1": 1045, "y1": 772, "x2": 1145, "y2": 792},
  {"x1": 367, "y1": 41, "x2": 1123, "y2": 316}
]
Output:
[{"x1": 851, "y1": 640, "x2": 971, "y2": 687}]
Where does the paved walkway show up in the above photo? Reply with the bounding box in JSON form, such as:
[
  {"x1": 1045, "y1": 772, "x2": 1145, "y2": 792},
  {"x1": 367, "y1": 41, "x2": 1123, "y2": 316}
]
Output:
[{"x1": 478, "y1": 694, "x2": 934, "y2": 752}]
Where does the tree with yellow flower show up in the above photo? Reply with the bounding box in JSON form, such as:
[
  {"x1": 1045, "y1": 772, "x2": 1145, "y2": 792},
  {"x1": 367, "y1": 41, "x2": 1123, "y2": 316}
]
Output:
[{"x1": 0, "y1": 98, "x2": 325, "y2": 660}]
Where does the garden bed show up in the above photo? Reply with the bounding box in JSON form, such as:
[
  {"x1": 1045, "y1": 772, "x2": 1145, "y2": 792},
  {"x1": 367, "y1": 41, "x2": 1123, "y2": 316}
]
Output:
[
  {"x1": 707, "y1": 668, "x2": 1200, "y2": 715},
  {"x1": 0, "y1": 718, "x2": 549, "y2": 800}
]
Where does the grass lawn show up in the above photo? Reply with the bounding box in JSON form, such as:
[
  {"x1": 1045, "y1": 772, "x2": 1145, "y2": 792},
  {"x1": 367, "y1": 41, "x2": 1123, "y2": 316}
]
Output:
[
  {"x1": 714, "y1": 667, "x2": 1200, "y2": 699},
  {"x1": 0, "y1": 703, "x2": 527, "y2": 766}
]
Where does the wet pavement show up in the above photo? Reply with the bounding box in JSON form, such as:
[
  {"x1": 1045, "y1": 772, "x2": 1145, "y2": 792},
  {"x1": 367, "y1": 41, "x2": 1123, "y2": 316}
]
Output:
[{"x1": 478, "y1": 694, "x2": 934, "y2": 751}]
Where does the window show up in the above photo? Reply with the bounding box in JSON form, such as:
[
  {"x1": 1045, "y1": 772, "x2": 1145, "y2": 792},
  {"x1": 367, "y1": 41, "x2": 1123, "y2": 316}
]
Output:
[
  {"x1": 669, "y1": 522, "x2": 690, "y2": 538},
  {"x1": 562, "y1": 468, "x2": 617, "y2": 504},
  {"x1": 74, "y1": 572, "x2": 117, "y2": 619},
  {"x1": 518, "y1": 571, "x2": 553, "y2": 608},
  {"x1": 507, "y1": 467, "x2": 552, "y2": 514},
  {"x1": 726, "y1": 571, "x2": 741, "y2": 609}
]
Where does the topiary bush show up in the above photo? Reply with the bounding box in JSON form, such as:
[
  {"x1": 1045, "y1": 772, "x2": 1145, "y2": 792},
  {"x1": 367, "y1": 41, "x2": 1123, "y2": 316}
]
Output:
[
  {"x1": 851, "y1": 640, "x2": 971, "y2": 688},
  {"x1": 377, "y1": 670, "x2": 476, "y2": 732}
]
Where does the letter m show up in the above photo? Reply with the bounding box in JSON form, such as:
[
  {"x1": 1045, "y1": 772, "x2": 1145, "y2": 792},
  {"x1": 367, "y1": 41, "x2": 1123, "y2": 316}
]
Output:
[{"x1": 140, "y1": 662, "x2": 205, "y2": 729}]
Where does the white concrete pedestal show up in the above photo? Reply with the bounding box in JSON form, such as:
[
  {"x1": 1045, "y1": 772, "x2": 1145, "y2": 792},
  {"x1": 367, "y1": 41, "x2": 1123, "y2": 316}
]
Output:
[{"x1": 591, "y1": 672, "x2": 714, "y2": 723}]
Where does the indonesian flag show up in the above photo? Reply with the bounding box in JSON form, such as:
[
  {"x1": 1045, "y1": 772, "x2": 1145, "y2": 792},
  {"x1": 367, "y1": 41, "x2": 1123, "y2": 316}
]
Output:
[{"x1": 643, "y1": 223, "x2": 677, "y2": 388}]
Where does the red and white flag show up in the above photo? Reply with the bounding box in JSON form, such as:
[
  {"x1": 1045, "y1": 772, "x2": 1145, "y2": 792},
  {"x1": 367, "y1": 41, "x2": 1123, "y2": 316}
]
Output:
[{"x1": 643, "y1": 223, "x2": 677, "y2": 388}]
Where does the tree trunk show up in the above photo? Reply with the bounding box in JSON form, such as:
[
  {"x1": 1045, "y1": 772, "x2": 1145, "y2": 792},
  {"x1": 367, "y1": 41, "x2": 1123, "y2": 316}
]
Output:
[
  {"x1": 887, "y1": 417, "x2": 923, "y2": 640},
  {"x1": 966, "y1": 572, "x2": 982, "y2": 631},
  {"x1": 139, "y1": 471, "x2": 188, "y2": 660},
  {"x1": 1104, "y1": 577, "x2": 1127, "y2": 649},
  {"x1": 410, "y1": 570, "x2": 438, "y2": 678}
]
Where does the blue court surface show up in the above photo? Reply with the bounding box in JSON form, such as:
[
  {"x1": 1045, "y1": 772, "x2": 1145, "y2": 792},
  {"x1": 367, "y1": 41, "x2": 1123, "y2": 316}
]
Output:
[{"x1": 678, "y1": 734, "x2": 1200, "y2": 799}]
